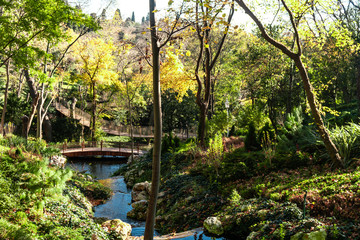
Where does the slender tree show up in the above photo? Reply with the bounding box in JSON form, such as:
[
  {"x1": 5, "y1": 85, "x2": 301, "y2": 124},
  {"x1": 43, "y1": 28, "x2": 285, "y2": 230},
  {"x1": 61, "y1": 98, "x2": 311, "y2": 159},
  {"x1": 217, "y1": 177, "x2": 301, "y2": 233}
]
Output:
[
  {"x1": 131, "y1": 11, "x2": 135, "y2": 22},
  {"x1": 192, "y1": 0, "x2": 234, "y2": 147},
  {"x1": 235, "y1": 0, "x2": 343, "y2": 167},
  {"x1": 144, "y1": 1, "x2": 189, "y2": 238}
]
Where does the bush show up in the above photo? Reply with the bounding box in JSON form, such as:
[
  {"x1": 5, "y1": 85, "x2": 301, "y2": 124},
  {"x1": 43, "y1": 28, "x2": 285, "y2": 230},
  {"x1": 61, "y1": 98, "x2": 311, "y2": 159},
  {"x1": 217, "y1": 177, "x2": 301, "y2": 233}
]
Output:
[
  {"x1": 330, "y1": 123, "x2": 360, "y2": 167},
  {"x1": 277, "y1": 106, "x2": 320, "y2": 154},
  {"x1": 245, "y1": 122, "x2": 261, "y2": 151},
  {"x1": 162, "y1": 132, "x2": 180, "y2": 154}
]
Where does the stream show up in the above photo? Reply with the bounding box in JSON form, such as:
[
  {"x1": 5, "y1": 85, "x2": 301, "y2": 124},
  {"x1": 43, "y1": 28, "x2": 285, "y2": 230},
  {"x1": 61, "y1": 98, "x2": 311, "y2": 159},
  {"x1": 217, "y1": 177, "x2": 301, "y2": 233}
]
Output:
[{"x1": 67, "y1": 157, "x2": 226, "y2": 239}]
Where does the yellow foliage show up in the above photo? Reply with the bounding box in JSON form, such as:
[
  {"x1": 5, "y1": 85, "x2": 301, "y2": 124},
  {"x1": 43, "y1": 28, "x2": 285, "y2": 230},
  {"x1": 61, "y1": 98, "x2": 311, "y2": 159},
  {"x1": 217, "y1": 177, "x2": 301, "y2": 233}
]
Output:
[
  {"x1": 73, "y1": 37, "x2": 117, "y2": 86},
  {"x1": 160, "y1": 51, "x2": 196, "y2": 101}
]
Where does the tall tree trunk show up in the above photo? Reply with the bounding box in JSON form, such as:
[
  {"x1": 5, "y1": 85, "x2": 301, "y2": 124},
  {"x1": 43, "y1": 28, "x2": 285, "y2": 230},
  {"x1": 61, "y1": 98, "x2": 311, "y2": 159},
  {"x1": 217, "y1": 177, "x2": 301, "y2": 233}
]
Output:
[
  {"x1": 197, "y1": 103, "x2": 207, "y2": 147},
  {"x1": 286, "y1": 60, "x2": 295, "y2": 115},
  {"x1": 129, "y1": 99, "x2": 134, "y2": 162},
  {"x1": 294, "y1": 57, "x2": 342, "y2": 167},
  {"x1": 0, "y1": 60, "x2": 10, "y2": 135},
  {"x1": 144, "y1": 0, "x2": 162, "y2": 238},
  {"x1": 26, "y1": 94, "x2": 40, "y2": 139},
  {"x1": 91, "y1": 82, "x2": 96, "y2": 142},
  {"x1": 235, "y1": 0, "x2": 342, "y2": 167},
  {"x1": 24, "y1": 69, "x2": 52, "y2": 141},
  {"x1": 356, "y1": 56, "x2": 360, "y2": 114}
]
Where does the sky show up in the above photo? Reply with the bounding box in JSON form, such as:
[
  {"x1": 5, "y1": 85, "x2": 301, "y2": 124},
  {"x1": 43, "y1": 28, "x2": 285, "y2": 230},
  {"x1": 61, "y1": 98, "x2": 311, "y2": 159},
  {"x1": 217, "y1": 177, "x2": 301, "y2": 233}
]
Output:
[
  {"x1": 85, "y1": 0, "x2": 169, "y2": 22},
  {"x1": 82, "y1": 0, "x2": 252, "y2": 27}
]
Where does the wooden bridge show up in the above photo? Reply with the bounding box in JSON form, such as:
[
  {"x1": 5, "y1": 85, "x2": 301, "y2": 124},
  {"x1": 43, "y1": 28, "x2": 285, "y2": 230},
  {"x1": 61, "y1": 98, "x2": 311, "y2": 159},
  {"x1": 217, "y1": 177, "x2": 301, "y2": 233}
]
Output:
[{"x1": 58, "y1": 141, "x2": 148, "y2": 158}]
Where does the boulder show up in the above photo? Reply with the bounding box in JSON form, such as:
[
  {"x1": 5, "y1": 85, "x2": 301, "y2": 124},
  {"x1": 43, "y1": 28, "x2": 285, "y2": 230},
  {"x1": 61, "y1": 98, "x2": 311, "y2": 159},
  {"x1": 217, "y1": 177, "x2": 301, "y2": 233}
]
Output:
[
  {"x1": 204, "y1": 217, "x2": 224, "y2": 236},
  {"x1": 101, "y1": 219, "x2": 131, "y2": 240},
  {"x1": 49, "y1": 155, "x2": 67, "y2": 168},
  {"x1": 290, "y1": 229, "x2": 327, "y2": 240},
  {"x1": 247, "y1": 232, "x2": 260, "y2": 240},
  {"x1": 131, "y1": 181, "x2": 151, "y2": 202},
  {"x1": 127, "y1": 200, "x2": 148, "y2": 221}
]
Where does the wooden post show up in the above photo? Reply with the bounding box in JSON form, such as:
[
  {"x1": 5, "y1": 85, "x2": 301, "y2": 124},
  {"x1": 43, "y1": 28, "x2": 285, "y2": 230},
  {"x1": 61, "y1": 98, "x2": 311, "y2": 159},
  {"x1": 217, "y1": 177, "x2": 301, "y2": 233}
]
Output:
[
  {"x1": 82, "y1": 141, "x2": 84, "y2": 151},
  {"x1": 119, "y1": 142, "x2": 121, "y2": 152},
  {"x1": 101, "y1": 140, "x2": 103, "y2": 151}
]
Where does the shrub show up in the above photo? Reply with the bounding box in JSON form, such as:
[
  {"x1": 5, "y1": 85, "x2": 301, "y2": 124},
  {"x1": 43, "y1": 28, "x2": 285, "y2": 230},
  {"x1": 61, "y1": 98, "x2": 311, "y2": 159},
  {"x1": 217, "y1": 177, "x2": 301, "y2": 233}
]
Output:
[
  {"x1": 330, "y1": 123, "x2": 360, "y2": 167},
  {"x1": 245, "y1": 122, "x2": 260, "y2": 151},
  {"x1": 162, "y1": 132, "x2": 180, "y2": 154}
]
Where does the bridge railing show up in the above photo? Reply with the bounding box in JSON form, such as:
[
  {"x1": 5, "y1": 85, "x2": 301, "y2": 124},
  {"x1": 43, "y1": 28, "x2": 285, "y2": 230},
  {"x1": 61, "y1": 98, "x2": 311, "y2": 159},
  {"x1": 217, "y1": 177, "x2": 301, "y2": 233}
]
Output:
[{"x1": 54, "y1": 141, "x2": 150, "y2": 155}]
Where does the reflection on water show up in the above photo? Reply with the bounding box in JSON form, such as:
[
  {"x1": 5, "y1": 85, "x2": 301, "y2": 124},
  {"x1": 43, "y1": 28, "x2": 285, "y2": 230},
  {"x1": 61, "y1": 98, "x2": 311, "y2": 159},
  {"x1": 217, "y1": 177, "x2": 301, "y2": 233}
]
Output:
[
  {"x1": 67, "y1": 157, "x2": 127, "y2": 179},
  {"x1": 66, "y1": 158, "x2": 225, "y2": 239},
  {"x1": 66, "y1": 158, "x2": 145, "y2": 228}
]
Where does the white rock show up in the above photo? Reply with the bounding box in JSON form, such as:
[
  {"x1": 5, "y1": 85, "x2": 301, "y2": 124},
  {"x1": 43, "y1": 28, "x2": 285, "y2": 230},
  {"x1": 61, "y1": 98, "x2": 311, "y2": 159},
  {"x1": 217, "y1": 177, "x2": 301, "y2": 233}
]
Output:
[{"x1": 204, "y1": 217, "x2": 224, "y2": 236}]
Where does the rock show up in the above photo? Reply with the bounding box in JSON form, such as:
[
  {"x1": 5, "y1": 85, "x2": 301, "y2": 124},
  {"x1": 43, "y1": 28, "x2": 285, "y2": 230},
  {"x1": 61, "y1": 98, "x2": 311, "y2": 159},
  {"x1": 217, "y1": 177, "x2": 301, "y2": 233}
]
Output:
[
  {"x1": 290, "y1": 229, "x2": 327, "y2": 240},
  {"x1": 49, "y1": 155, "x2": 67, "y2": 168},
  {"x1": 247, "y1": 231, "x2": 260, "y2": 240},
  {"x1": 132, "y1": 200, "x2": 148, "y2": 212},
  {"x1": 240, "y1": 204, "x2": 252, "y2": 212},
  {"x1": 131, "y1": 181, "x2": 151, "y2": 202},
  {"x1": 94, "y1": 217, "x2": 109, "y2": 224},
  {"x1": 127, "y1": 200, "x2": 148, "y2": 221},
  {"x1": 257, "y1": 209, "x2": 269, "y2": 220},
  {"x1": 281, "y1": 204, "x2": 303, "y2": 221},
  {"x1": 204, "y1": 217, "x2": 224, "y2": 236},
  {"x1": 101, "y1": 219, "x2": 131, "y2": 240},
  {"x1": 307, "y1": 230, "x2": 327, "y2": 240}
]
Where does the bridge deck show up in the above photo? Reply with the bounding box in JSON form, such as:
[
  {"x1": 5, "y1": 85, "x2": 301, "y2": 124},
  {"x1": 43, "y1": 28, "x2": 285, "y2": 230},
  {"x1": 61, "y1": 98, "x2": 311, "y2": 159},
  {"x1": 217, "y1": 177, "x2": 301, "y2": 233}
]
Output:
[{"x1": 62, "y1": 147, "x2": 147, "y2": 158}]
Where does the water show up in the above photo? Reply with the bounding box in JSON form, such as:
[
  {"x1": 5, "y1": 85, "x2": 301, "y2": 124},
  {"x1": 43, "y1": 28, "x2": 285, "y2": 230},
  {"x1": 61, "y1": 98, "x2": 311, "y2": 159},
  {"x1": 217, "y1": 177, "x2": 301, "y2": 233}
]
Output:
[{"x1": 67, "y1": 157, "x2": 226, "y2": 239}]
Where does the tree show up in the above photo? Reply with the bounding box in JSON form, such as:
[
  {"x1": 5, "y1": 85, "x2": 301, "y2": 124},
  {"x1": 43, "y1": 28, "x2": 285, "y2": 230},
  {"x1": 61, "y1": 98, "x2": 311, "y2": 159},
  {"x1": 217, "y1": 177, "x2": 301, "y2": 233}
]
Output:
[
  {"x1": 74, "y1": 37, "x2": 117, "y2": 141},
  {"x1": 190, "y1": 0, "x2": 234, "y2": 147},
  {"x1": 131, "y1": 11, "x2": 135, "y2": 22},
  {"x1": 235, "y1": 0, "x2": 343, "y2": 167},
  {"x1": 144, "y1": 0, "x2": 188, "y2": 238},
  {"x1": 113, "y1": 8, "x2": 122, "y2": 22},
  {"x1": 101, "y1": 9, "x2": 106, "y2": 21}
]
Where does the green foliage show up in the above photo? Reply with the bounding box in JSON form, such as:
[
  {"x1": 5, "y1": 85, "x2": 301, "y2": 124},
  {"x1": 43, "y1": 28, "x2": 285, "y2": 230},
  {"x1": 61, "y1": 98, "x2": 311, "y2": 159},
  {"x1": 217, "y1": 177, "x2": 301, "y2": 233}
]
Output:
[
  {"x1": 228, "y1": 189, "x2": 241, "y2": 205},
  {"x1": 208, "y1": 110, "x2": 234, "y2": 138},
  {"x1": 236, "y1": 104, "x2": 270, "y2": 135},
  {"x1": 161, "y1": 132, "x2": 181, "y2": 154},
  {"x1": 330, "y1": 123, "x2": 360, "y2": 167},
  {"x1": 4, "y1": 93, "x2": 31, "y2": 132},
  {"x1": 245, "y1": 122, "x2": 261, "y2": 151},
  {"x1": 207, "y1": 133, "x2": 224, "y2": 163},
  {"x1": 277, "y1": 106, "x2": 320, "y2": 154},
  {"x1": 100, "y1": 135, "x2": 131, "y2": 142},
  {"x1": 45, "y1": 226, "x2": 85, "y2": 240},
  {"x1": 52, "y1": 118, "x2": 82, "y2": 142},
  {"x1": 258, "y1": 122, "x2": 276, "y2": 148}
]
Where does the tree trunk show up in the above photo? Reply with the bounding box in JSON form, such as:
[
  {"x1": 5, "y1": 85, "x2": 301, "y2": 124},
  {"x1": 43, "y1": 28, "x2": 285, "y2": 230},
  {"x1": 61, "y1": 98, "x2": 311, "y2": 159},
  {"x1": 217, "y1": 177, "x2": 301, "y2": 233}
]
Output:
[
  {"x1": 24, "y1": 69, "x2": 52, "y2": 140},
  {"x1": 26, "y1": 94, "x2": 40, "y2": 139},
  {"x1": 0, "y1": 60, "x2": 10, "y2": 135},
  {"x1": 197, "y1": 103, "x2": 207, "y2": 148},
  {"x1": 144, "y1": 0, "x2": 162, "y2": 238},
  {"x1": 129, "y1": 99, "x2": 134, "y2": 162},
  {"x1": 286, "y1": 60, "x2": 295, "y2": 115},
  {"x1": 235, "y1": 0, "x2": 342, "y2": 167},
  {"x1": 356, "y1": 57, "x2": 360, "y2": 114},
  {"x1": 91, "y1": 82, "x2": 96, "y2": 142},
  {"x1": 294, "y1": 58, "x2": 342, "y2": 167}
]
